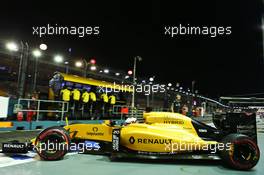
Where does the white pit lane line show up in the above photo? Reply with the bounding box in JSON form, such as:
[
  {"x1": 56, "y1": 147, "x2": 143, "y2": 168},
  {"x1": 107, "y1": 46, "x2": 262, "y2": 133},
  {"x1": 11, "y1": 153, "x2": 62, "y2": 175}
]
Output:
[
  {"x1": 0, "y1": 151, "x2": 36, "y2": 168},
  {"x1": 0, "y1": 151, "x2": 77, "y2": 168}
]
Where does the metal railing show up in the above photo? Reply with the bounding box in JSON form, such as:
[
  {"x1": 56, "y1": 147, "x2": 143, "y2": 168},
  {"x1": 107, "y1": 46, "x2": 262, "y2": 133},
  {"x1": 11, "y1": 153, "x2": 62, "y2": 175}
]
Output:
[
  {"x1": 112, "y1": 105, "x2": 144, "y2": 120},
  {"x1": 16, "y1": 98, "x2": 69, "y2": 121}
]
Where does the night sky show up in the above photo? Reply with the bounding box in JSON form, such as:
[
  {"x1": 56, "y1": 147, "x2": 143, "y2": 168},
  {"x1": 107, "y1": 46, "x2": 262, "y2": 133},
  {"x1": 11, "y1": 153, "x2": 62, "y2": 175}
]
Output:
[{"x1": 0, "y1": 0, "x2": 263, "y2": 98}]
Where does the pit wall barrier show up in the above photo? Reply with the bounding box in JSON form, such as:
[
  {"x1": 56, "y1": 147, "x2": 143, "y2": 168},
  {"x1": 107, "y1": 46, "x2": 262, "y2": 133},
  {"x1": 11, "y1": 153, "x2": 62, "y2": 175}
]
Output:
[{"x1": 0, "y1": 120, "x2": 124, "y2": 131}]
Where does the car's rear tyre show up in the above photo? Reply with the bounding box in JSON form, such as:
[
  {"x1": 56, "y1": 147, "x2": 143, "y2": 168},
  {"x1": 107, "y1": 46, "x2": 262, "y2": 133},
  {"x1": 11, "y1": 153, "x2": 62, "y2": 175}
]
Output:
[
  {"x1": 35, "y1": 126, "x2": 70, "y2": 161},
  {"x1": 220, "y1": 134, "x2": 260, "y2": 170}
]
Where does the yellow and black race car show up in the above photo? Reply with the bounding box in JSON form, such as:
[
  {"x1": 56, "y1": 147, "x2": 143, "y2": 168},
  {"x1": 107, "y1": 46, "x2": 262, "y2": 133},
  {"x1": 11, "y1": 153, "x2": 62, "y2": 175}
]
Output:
[{"x1": 2, "y1": 112, "x2": 260, "y2": 170}]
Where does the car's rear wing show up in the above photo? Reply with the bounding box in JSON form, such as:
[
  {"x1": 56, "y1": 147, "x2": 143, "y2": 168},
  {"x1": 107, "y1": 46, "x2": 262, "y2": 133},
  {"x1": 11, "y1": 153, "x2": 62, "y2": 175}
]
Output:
[{"x1": 213, "y1": 112, "x2": 257, "y2": 143}]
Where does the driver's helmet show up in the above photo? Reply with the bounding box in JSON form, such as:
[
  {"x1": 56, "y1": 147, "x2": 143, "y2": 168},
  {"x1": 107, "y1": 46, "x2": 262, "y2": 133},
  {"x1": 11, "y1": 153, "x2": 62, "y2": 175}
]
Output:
[{"x1": 124, "y1": 117, "x2": 137, "y2": 124}]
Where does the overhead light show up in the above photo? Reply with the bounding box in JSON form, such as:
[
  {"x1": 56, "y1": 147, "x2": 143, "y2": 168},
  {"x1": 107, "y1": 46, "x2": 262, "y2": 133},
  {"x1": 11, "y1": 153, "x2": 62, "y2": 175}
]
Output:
[
  {"x1": 168, "y1": 83, "x2": 172, "y2": 87},
  {"x1": 6, "y1": 42, "x2": 18, "y2": 52},
  {"x1": 90, "y1": 65, "x2": 97, "y2": 71},
  {"x1": 104, "y1": 69, "x2": 109, "y2": 74},
  {"x1": 128, "y1": 70, "x2": 133, "y2": 75},
  {"x1": 32, "y1": 49, "x2": 42, "y2": 57},
  {"x1": 39, "y1": 43, "x2": 47, "y2": 50},
  {"x1": 115, "y1": 72, "x2": 120, "y2": 76},
  {"x1": 90, "y1": 59, "x2": 96, "y2": 64},
  {"x1": 54, "y1": 55, "x2": 63, "y2": 63},
  {"x1": 75, "y1": 61, "x2": 83, "y2": 67},
  {"x1": 125, "y1": 75, "x2": 129, "y2": 79},
  {"x1": 149, "y1": 77, "x2": 154, "y2": 82}
]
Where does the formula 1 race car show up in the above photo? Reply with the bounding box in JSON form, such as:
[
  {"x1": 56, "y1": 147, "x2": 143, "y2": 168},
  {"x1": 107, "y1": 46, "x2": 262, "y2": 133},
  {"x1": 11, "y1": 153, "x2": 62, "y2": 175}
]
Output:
[{"x1": 2, "y1": 112, "x2": 260, "y2": 170}]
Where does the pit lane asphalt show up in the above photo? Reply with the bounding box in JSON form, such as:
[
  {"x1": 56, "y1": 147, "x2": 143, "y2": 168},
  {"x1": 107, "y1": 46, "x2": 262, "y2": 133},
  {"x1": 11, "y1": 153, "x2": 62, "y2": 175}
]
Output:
[{"x1": 0, "y1": 133, "x2": 263, "y2": 175}]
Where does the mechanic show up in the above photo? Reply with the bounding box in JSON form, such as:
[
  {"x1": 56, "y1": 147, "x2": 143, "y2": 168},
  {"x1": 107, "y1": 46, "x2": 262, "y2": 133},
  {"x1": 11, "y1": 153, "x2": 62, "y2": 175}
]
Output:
[
  {"x1": 89, "y1": 91, "x2": 97, "y2": 120},
  {"x1": 108, "y1": 93, "x2": 116, "y2": 115},
  {"x1": 171, "y1": 94, "x2": 181, "y2": 113},
  {"x1": 71, "y1": 86, "x2": 81, "y2": 119},
  {"x1": 81, "y1": 89, "x2": 90, "y2": 103},
  {"x1": 81, "y1": 89, "x2": 90, "y2": 119},
  {"x1": 100, "y1": 92, "x2": 109, "y2": 118},
  {"x1": 60, "y1": 86, "x2": 71, "y2": 119},
  {"x1": 109, "y1": 93, "x2": 116, "y2": 105},
  {"x1": 60, "y1": 86, "x2": 71, "y2": 102}
]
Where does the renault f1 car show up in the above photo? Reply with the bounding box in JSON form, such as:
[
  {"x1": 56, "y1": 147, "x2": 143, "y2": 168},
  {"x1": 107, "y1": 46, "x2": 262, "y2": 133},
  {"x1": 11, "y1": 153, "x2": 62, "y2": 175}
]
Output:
[{"x1": 2, "y1": 112, "x2": 260, "y2": 170}]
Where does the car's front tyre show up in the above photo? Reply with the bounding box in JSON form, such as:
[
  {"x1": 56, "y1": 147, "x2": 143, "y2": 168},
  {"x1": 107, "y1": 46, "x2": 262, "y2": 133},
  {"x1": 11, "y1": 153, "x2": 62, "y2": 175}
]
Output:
[{"x1": 35, "y1": 126, "x2": 70, "y2": 161}]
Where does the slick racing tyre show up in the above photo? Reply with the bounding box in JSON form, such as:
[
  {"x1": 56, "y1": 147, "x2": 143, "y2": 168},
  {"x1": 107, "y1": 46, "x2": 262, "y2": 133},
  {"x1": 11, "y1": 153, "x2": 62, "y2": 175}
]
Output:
[
  {"x1": 220, "y1": 134, "x2": 260, "y2": 170},
  {"x1": 35, "y1": 126, "x2": 70, "y2": 161}
]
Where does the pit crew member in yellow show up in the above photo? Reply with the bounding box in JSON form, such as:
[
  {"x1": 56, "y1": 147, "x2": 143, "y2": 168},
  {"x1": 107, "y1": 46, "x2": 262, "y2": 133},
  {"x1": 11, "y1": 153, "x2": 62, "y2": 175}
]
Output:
[
  {"x1": 109, "y1": 94, "x2": 116, "y2": 105},
  {"x1": 89, "y1": 91, "x2": 97, "y2": 102},
  {"x1": 101, "y1": 93, "x2": 109, "y2": 103},
  {"x1": 60, "y1": 87, "x2": 71, "y2": 102},
  {"x1": 71, "y1": 88, "x2": 81, "y2": 101},
  {"x1": 82, "y1": 90, "x2": 90, "y2": 103}
]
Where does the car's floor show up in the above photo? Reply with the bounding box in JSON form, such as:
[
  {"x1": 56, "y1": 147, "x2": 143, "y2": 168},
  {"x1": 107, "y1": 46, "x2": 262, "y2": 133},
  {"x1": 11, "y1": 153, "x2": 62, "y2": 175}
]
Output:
[{"x1": 0, "y1": 133, "x2": 263, "y2": 175}]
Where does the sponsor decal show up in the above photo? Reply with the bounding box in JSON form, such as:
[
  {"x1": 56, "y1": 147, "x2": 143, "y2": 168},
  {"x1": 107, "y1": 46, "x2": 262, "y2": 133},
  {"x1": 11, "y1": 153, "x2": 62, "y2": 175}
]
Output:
[
  {"x1": 112, "y1": 129, "x2": 120, "y2": 151},
  {"x1": 2, "y1": 143, "x2": 28, "y2": 153},
  {"x1": 3, "y1": 143, "x2": 25, "y2": 149},
  {"x1": 137, "y1": 151, "x2": 172, "y2": 155},
  {"x1": 183, "y1": 127, "x2": 192, "y2": 130},
  {"x1": 164, "y1": 120, "x2": 184, "y2": 124},
  {"x1": 92, "y1": 127, "x2": 98, "y2": 132},
  {"x1": 198, "y1": 129, "x2": 207, "y2": 133},
  {"x1": 66, "y1": 128, "x2": 78, "y2": 139},
  {"x1": 129, "y1": 136, "x2": 135, "y2": 144},
  {"x1": 129, "y1": 137, "x2": 172, "y2": 144},
  {"x1": 87, "y1": 127, "x2": 104, "y2": 136}
]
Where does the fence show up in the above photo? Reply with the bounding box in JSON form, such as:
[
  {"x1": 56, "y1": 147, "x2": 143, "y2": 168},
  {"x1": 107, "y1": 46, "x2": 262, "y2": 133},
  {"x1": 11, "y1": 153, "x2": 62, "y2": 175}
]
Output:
[
  {"x1": 16, "y1": 98, "x2": 69, "y2": 121},
  {"x1": 15, "y1": 100, "x2": 145, "y2": 121},
  {"x1": 112, "y1": 105, "x2": 144, "y2": 120}
]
